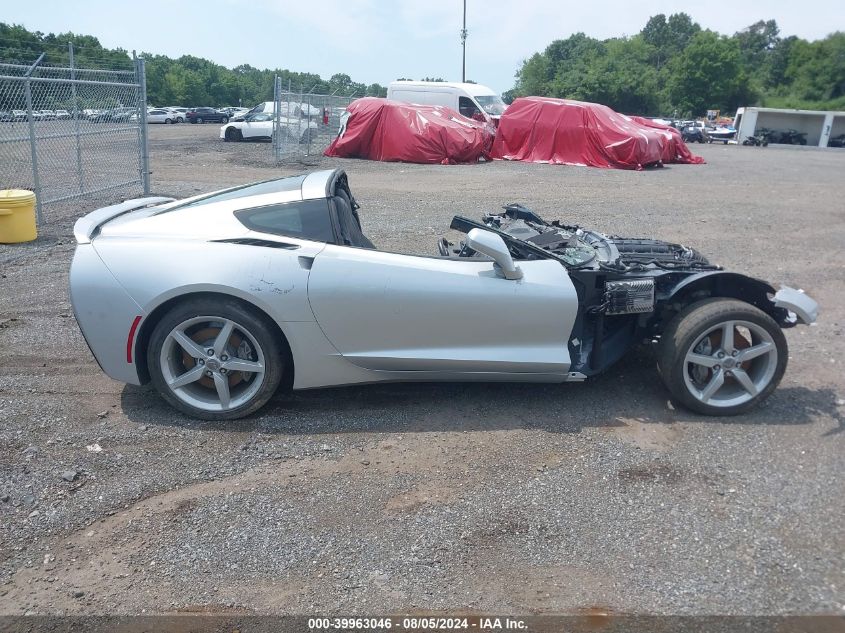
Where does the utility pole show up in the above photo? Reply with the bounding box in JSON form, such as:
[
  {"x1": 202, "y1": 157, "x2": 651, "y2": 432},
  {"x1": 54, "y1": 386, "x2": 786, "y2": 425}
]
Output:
[{"x1": 460, "y1": 0, "x2": 467, "y2": 82}]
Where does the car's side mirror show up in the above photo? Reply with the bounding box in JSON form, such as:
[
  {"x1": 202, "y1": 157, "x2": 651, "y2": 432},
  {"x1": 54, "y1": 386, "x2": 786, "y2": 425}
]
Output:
[{"x1": 465, "y1": 228, "x2": 523, "y2": 280}]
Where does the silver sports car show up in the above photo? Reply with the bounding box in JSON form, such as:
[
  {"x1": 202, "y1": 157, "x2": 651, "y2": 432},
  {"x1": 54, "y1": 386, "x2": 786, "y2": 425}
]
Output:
[{"x1": 70, "y1": 169, "x2": 818, "y2": 420}]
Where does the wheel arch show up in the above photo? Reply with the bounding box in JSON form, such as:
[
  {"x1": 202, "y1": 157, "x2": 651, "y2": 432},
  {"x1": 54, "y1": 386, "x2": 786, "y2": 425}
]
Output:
[
  {"x1": 663, "y1": 271, "x2": 787, "y2": 326},
  {"x1": 134, "y1": 290, "x2": 294, "y2": 388}
]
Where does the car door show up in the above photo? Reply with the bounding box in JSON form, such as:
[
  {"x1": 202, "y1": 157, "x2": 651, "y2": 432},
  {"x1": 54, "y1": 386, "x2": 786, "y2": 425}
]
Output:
[
  {"x1": 307, "y1": 244, "x2": 579, "y2": 376},
  {"x1": 242, "y1": 114, "x2": 273, "y2": 139}
]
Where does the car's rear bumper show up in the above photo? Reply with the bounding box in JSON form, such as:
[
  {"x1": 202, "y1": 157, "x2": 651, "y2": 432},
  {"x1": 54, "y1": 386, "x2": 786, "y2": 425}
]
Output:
[{"x1": 70, "y1": 245, "x2": 145, "y2": 385}]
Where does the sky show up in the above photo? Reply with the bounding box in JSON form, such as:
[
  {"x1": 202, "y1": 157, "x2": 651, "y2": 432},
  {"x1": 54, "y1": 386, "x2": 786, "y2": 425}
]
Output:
[{"x1": 3, "y1": 0, "x2": 842, "y2": 94}]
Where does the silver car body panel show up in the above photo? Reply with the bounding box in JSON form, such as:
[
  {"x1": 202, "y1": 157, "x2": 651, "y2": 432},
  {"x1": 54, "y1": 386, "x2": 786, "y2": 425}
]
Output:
[
  {"x1": 69, "y1": 245, "x2": 146, "y2": 384},
  {"x1": 73, "y1": 196, "x2": 175, "y2": 243},
  {"x1": 308, "y1": 245, "x2": 577, "y2": 375},
  {"x1": 302, "y1": 170, "x2": 338, "y2": 200}
]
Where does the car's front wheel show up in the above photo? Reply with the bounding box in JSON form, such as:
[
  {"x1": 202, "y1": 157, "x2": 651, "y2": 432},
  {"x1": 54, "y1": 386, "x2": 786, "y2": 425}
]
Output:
[
  {"x1": 657, "y1": 298, "x2": 787, "y2": 416},
  {"x1": 224, "y1": 127, "x2": 242, "y2": 142},
  {"x1": 196, "y1": 117, "x2": 204, "y2": 124},
  {"x1": 147, "y1": 298, "x2": 285, "y2": 420},
  {"x1": 221, "y1": 116, "x2": 229, "y2": 124}
]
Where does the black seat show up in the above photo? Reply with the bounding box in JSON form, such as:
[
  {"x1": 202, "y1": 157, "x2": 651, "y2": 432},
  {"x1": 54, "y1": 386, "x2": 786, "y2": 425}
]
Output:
[{"x1": 333, "y1": 188, "x2": 375, "y2": 249}]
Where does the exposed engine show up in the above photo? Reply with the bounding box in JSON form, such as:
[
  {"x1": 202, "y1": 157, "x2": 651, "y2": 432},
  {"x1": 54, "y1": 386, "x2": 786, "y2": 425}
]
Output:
[{"x1": 480, "y1": 204, "x2": 714, "y2": 271}]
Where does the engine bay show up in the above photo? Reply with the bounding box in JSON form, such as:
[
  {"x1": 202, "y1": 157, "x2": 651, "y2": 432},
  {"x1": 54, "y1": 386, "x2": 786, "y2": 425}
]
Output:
[{"x1": 443, "y1": 204, "x2": 716, "y2": 272}]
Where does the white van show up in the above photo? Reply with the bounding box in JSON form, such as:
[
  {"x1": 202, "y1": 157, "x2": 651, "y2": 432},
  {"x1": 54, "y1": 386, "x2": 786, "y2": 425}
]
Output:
[{"x1": 386, "y1": 81, "x2": 506, "y2": 124}]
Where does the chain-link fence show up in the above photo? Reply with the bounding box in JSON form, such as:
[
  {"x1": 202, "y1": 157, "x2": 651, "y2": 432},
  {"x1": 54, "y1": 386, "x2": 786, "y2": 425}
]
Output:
[
  {"x1": 272, "y1": 76, "x2": 356, "y2": 163},
  {"x1": 0, "y1": 45, "x2": 149, "y2": 223}
]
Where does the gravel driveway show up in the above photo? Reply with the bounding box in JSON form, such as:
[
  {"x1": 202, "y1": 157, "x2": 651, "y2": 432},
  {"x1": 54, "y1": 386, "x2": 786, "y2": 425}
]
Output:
[{"x1": 1, "y1": 125, "x2": 843, "y2": 615}]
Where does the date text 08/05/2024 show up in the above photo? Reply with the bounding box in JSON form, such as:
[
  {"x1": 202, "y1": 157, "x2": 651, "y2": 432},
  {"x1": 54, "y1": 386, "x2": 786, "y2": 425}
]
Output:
[{"x1": 307, "y1": 616, "x2": 528, "y2": 631}]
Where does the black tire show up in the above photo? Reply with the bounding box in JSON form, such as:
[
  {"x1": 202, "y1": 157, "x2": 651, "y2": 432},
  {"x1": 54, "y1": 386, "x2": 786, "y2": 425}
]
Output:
[
  {"x1": 147, "y1": 297, "x2": 286, "y2": 420},
  {"x1": 165, "y1": 118, "x2": 172, "y2": 124},
  {"x1": 177, "y1": 116, "x2": 184, "y2": 123},
  {"x1": 221, "y1": 116, "x2": 229, "y2": 124},
  {"x1": 799, "y1": 138, "x2": 807, "y2": 145},
  {"x1": 196, "y1": 117, "x2": 204, "y2": 124},
  {"x1": 762, "y1": 140, "x2": 768, "y2": 147},
  {"x1": 190, "y1": 119, "x2": 196, "y2": 124},
  {"x1": 656, "y1": 298, "x2": 787, "y2": 416},
  {"x1": 224, "y1": 127, "x2": 242, "y2": 142}
]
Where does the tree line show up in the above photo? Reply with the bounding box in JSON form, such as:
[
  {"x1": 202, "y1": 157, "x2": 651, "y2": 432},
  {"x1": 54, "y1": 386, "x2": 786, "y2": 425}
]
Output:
[
  {"x1": 0, "y1": 23, "x2": 387, "y2": 108},
  {"x1": 508, "y1": 14, "x2": 845, "y2": 116},
  {"x1": 4, "y1": 18, "x2": 843, "y2": 116}
]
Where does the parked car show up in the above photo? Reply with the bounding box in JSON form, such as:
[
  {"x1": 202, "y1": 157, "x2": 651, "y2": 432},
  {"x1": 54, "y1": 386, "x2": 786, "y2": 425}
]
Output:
[
  {"x1": 0, "y1": 111, "x2": 13, "y2": 122},
  {"x1": 55, "y1": 109, "x2": 71, "y2": 120},
  {"x1": 235, "y1": 101, "x2": 317, "y2": 121},
  {"x1": 219, "y1": 106, "x2": 249, "y2": 118},
  {"x1": 168, "y1": 107, "x2": 189, "y2": 122},
  {"x1": 186, "y1": 107, "x2": 229, "y2": 124},
  {"x1": 39, "y1": 109, "x2": 57, "y2": 120},
  {"x1": 11, "y1": 110, "x2": 28, "y2": 121},
  {"x1": 69, "y1": 168, "x2": 818, "y2": 420},
  {"x1": 146, "y1": 109, "x2": 177, "y2": 124},
  {"x1": 219, "y1": 111, "x2": 316, "y2": 143},
  {"x1": 388, "y1": 80, "x2": 507, "y2": 125},
  {"x1": 89, "y1": 107, "x2": 135, "y2": 122}
]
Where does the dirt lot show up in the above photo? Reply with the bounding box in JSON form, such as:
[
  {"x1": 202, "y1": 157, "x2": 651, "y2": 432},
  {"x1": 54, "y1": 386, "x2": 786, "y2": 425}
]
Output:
[{"x1": 1, "y1": 124, "x2": 843, "y2": 615}]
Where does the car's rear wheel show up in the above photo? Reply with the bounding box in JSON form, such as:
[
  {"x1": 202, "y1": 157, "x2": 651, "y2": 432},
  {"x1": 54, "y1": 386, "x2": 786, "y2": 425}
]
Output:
[
  {"x1": 196, "y1": 117, "x2": 204, "y2": 124},
  {"x1": 177, "y1": 116, "x2": 184, "y2": 123},
  {"x1": 224, "y1": 127, "x2": 242, "y2": 142},
  {"x1": 657, "y1": 298, "x2": 787, "y2": 416},
  {"x1": 147, "y1": 298, "x2": 285, "y2": 420},
  {"x1": 221, "y1": 116, "x2": 229, "y2": 124},
  {"x1": 165, "y1": 118, "x2": 172, "y2": 124}
]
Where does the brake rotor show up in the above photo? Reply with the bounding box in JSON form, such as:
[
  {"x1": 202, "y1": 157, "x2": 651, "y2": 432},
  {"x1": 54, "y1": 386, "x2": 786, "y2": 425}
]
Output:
[{"x1": 181, "y1": 326, "x2": 246, "y2": 389}]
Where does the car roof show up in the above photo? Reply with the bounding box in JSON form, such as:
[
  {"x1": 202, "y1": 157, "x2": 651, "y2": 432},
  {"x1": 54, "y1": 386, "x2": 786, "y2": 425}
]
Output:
[
  {"x1": 96, "y1": 169, "x2": 342, "y2": 240},
  {"x1": 389, "y1": 80, "x2": 497, "y2": 97}
]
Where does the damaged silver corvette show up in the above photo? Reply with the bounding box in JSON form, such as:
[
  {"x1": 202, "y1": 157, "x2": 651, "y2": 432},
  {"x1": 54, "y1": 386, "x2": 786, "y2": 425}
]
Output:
[{"x1": 70, "y1": 169, "x2": 818, "y2": 420}]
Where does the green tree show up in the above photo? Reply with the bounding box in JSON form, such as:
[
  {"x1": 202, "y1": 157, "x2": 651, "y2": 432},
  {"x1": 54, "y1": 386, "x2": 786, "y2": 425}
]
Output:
[
  {"x1": 666, "y1": 31, "x2": 751, "y2": 115},
  {"x1": 366, "y1": 83, "x2": 387, "y2": 97}
]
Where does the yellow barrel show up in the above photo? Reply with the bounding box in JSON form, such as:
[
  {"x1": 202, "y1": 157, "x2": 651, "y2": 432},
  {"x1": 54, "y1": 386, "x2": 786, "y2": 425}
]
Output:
[{"x1": 0, "y1": 189, "x2": 37, "y2": 243}]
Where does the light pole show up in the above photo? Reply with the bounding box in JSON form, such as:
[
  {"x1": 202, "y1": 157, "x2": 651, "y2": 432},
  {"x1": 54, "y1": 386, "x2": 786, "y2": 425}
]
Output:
[{"x1": 460, "y1": 0, "x2": 467, "y2": 82}]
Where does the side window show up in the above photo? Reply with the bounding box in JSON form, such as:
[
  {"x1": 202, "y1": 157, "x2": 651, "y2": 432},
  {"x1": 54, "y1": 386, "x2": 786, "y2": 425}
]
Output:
[
  {"x1": 235, "y1": 199, "x2": 335, "y2": 243},
  {"x1": 458, "y1": 97, "x2": 481, "y2": 118}
]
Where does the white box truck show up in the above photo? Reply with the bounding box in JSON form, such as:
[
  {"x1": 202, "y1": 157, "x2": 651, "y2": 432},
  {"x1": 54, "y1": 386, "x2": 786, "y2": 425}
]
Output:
[{"x1": 386, "y1": 81, "x2": 507, "y2": 124}]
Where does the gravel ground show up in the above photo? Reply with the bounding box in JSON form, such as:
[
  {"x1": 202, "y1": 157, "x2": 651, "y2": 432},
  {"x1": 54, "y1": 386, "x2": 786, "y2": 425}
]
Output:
[{"x1": 0, "y1": 124, "x2": 843, "y2": 615}]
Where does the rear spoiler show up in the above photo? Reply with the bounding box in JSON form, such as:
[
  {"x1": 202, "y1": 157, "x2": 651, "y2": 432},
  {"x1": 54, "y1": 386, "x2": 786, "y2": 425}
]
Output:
[{"x1": 73, "y1": 197, "x2": 174, "y2": 244}]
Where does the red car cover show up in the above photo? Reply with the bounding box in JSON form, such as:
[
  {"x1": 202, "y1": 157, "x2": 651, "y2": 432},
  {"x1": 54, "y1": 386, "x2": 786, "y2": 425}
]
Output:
[
  {"x1": 629, "y1": 116, "x2": 705, "y2": 165},
  {"x1": 491, "y1": 97, "x2": 703, "y2": 169},
  {"x1": 324, "y1": 98, "x2": 493, "y2": 164}
]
